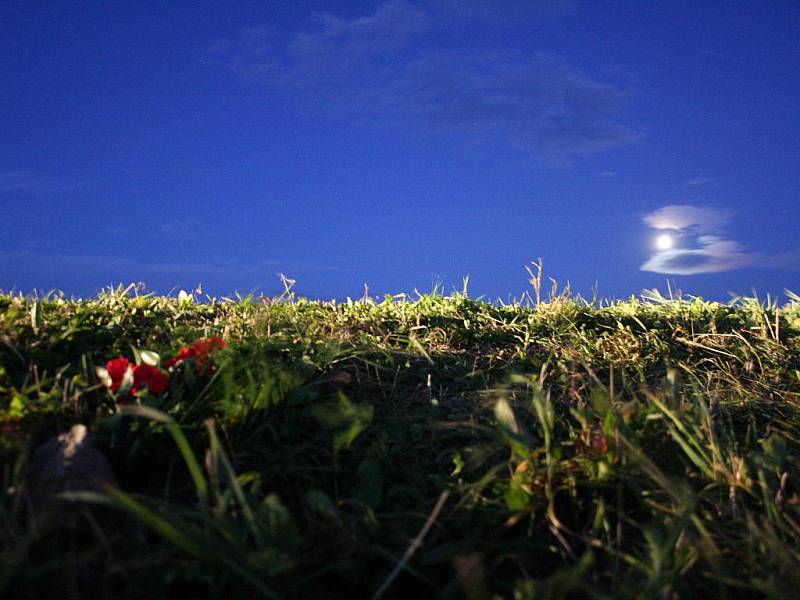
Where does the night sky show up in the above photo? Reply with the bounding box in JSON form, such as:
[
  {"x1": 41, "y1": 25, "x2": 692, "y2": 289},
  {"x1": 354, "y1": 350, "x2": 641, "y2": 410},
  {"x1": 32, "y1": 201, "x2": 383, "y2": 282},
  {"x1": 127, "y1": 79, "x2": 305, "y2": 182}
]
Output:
[{"x1": 2, "y1": 1, "x2": 799, "y2": 301}]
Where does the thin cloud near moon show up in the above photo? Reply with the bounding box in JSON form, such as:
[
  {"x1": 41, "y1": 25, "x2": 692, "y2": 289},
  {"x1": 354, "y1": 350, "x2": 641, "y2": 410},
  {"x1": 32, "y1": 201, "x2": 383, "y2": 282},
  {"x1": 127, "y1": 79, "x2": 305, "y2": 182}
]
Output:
[
  {"x1": 640, "y1": 205, "x2": 759, "y2": 275},
  {"x1": 642, "y1": 204, "x2": 732, "y2": 232}
]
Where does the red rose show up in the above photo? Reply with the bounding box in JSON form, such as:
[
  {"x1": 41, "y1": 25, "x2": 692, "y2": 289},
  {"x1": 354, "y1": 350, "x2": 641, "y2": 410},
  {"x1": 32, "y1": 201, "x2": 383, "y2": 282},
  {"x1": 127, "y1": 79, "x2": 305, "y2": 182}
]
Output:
[
  {"x1": 131, "y1": 364, "x2": 170, "y2": 395},
  {"x1": 105, "y1": 357, "x2": 132, "y2": 392}
]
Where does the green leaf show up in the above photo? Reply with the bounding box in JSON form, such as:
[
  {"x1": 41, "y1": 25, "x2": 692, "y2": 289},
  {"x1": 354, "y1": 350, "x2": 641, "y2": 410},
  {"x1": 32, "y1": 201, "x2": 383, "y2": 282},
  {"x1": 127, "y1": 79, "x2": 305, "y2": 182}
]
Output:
[
  {"x1": 355, "y1": 458, "x2": 383, "y2": 508},
  {"x1": 451, "y1": 452, "x2": 465, "y2": 476},
  {"x1": 8, "y1": 393, "x2": 27, "y2": 419},
  {"x1": 495, "y1": 397, "x2": 532, "y2": 458},
  {"x1": 247, "y1": 494, "x2": 299, "y2": 576},
  {"x1": 305, "y1": 489, "x2": 339, "y2": 520},
  {"x1": 531, "y1": 388, "x2": 554, "y2": 451},
  {"x1": 119, "y1": 405, "x2": 208, "y2": 508},
  {"x1": 101, "y1": 485, "x2": 203, "y2": 557},
  {"x1": 310, "y1": 392, "x2": 374, "y2": 453},
  {"x1": 590, "y1": 386, "x2": 610, "y2": 418},
  {"x1": 505, "y1": 475, "x2": 531, "y2": 512},
  {"x1": 494, "y1": 397, "x2": 519, "y2": 435},
  {"x1": 205, "y1": 419, "x2": 262, "y2": 546}
]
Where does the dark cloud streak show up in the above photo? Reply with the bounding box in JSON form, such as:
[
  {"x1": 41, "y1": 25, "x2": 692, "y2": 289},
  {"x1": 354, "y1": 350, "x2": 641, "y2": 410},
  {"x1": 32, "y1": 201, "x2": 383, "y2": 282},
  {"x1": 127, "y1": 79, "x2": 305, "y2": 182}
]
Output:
[
  {"x1": 209, "y1": 1, "x2": 641, "y2": 164},
  {"x1": 391, "y1": 52, "x2": 640, "y2": 164},
  {"x1": 0, "y1": 171, "x2": 85, "y2": 195},
  {"x1": 0, "y1": 250, "x2": 351, "y2": 296}
]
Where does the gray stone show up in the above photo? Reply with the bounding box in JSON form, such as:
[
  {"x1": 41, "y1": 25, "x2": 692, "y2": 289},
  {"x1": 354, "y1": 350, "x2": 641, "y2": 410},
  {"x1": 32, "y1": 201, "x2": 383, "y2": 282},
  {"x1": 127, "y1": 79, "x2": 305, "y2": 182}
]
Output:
[{"x1": 27, "y1": 424, "x2": 117, "y2": 505}]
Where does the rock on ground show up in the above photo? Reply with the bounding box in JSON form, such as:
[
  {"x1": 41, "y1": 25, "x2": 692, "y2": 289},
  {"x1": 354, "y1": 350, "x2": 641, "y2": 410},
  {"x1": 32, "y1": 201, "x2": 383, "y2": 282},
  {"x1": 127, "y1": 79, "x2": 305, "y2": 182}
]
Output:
[{"x1": 26, "y1": 424, "x2": 117, "y2": 506}]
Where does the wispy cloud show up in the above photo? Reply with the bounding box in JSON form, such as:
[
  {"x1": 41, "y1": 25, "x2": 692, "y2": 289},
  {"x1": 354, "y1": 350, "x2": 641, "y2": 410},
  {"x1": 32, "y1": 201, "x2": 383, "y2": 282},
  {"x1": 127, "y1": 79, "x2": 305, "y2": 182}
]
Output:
[
  {"x1": 0, "y1": 171, "x2": 85, "y2": 195},
  {"x1": 697, "y1": 49, "x2": 792, "y2": 75},
  {"x1": 684, "y1": 176, "x2": 719, "y2": 188},
  {"x1": 0, "y1": 250, "x2": 351, "y2": 294},
  {"x1": 643, "y1": 204, "x2": 732, "y2": 233},
  {"x1": 390, "y1": 52, "x2": 641, "y2": 164},
  {"x1": 288, "y1": 0, "x2": 428, "y2": 72},
  {"x1": 433, "y1": 0, "x2": 578, "y2": 22},
  {"x1": 640, "y1": 204, "x2": 758, "y2": 275},
  {"x1": 209, "y1": 1, "x2": 641, "y2": 164},
  {"x1": 207, "y1": 25, "x2": 278, "y2": 79},
  {"x1": 641, "y1": 236, "x2": 759, "y2": 275},
  {"x1": 207, "y1": 1, "x2": 427, "y2": 82}
]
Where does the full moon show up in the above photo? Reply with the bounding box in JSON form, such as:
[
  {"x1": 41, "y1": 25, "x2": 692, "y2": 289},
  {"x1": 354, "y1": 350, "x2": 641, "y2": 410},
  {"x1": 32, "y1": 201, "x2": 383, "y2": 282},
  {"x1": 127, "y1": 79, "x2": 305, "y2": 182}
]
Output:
[{"x1": 655, "y1": 234, "x2": 674, "y2": 250}]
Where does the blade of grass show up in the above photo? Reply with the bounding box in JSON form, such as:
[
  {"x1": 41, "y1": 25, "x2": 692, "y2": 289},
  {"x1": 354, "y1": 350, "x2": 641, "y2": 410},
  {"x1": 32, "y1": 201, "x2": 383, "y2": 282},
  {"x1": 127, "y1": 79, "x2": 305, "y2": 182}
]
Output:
[
  {"x1": 119, "y1": 404, "x2": 208, "y2": 509},
  {"x1": 204, "y1": 418, "x2": 265, "y2": 548}
]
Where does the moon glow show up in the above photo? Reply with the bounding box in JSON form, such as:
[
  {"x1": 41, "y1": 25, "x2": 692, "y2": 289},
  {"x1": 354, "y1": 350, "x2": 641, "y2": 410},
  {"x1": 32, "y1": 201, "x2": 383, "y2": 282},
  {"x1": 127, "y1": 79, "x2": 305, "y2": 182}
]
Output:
[{"x1": 656, "y1": 234, "x2": 674, "y2": 250}]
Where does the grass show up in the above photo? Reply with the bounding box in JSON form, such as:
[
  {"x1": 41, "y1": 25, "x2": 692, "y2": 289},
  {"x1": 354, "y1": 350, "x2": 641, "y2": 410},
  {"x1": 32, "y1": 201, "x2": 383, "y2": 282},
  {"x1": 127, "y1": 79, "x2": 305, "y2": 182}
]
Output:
[{"x1": 1, "y1": 275, "x2": 800, "y2": 598}]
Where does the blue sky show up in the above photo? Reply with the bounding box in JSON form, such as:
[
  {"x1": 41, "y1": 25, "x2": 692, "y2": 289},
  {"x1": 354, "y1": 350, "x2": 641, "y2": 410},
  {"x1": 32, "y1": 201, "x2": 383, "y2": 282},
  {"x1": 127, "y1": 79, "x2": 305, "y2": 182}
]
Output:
[{"x1": 2, "y1": 1, "x2": 799, "y2": 301}]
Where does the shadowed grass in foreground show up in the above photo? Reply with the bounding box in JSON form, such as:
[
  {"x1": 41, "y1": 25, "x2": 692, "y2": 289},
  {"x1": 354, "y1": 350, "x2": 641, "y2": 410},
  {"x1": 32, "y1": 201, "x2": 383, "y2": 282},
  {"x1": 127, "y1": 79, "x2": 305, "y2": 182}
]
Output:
[{"x1": 1, "y1": 281, "x2": 800, "y2": 598}]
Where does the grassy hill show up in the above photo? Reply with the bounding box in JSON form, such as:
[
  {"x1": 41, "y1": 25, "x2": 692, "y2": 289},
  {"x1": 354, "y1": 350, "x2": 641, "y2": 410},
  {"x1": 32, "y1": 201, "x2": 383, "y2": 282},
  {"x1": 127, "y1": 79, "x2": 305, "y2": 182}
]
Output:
[{"x1": 2, "y1": 284, "x2": 800, "y2": 598}]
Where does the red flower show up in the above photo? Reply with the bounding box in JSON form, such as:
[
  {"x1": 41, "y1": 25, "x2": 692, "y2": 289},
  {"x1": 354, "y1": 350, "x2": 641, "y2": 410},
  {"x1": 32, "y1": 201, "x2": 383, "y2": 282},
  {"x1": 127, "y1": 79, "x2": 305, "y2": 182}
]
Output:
[
  {"x1": 105, "y1": 357, "x2": 132, "y2": 392},
  {"x1": 590, "y1": 429, "x2": 608, "y2": 454},
  {"x1": 193, "y1": 337, "x2": 227, "y2": 354},
  {"x1": 162, "y1": 345, "x2": 196, "y2": 368},
  {"x1": 577, "y1": 424, "x2": 610, "y2": 457},
  {"x1": 131, "y1": 364, "x2": 170, "y2": 395},
  {"x1": 192, "y1": 337, "x2": 226, "y2": 371},
  {"x1": 164, "y1": 337, "x2": 227, "y2": 375}
]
